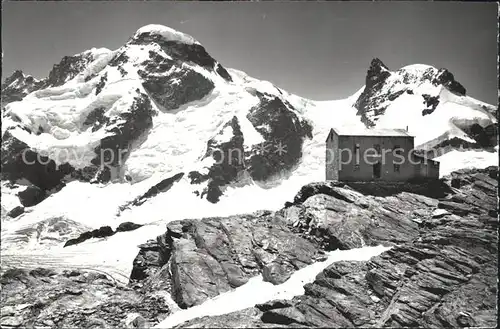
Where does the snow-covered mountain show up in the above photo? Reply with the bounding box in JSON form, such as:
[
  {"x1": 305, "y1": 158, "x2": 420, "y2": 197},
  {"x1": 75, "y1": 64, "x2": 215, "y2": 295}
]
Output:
[
  {"x1": 1, "y1": 25, "x2": 497, "y2": 273},
  {"x1": 355, "y1": 58, "x2": 497, "y2": 150},
  {"x1": 1, "y1": 70, "x2": 45, "y2": 107}
]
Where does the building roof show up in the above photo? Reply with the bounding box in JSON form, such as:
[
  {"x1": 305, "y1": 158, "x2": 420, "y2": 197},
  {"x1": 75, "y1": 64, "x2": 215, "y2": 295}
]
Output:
[{"x1": 330, "y1": 126, "x2": 413, "y2": 137}]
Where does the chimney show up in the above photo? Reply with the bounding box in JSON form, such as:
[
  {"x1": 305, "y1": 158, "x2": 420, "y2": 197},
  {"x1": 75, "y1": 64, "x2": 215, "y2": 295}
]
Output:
[{"x1": 406, "y1": 126, "x2": 408, "y2": 132}]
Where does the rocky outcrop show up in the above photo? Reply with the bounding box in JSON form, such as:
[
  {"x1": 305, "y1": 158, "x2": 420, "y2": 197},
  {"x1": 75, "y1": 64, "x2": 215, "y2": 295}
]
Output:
[
  {"x1": 127, "y1": 30, "x2": 234, "y2": 113},
  {"x1": 63, "y1": 226, "x2": 114, "y2": 247},
  {"x1": 86, "y1": 92, "x2": 157, "y2": 183},
  {"x1": 118, "y1": 172, "x2": 184, "y2": 213},
  {"x1": 6, "y1": 206, "x2": 24, "y2": 219},
  {"x1": 116, "y1": 221, "x2": 144, "y2": 233},
  {"x1": 174, "y1": 167, "x2": 497, "y2": 328},
  {"x1": 175, "y1": 308, "x2": 290, "y2": 328},
  {"x1": 365, "y1": 58, "x2": 392, "y2": 89},
  {"x1": 189, "y1": 93, "x2": 313, "y2": 203},
  {"x1": 245, "y1": 92, "x2": 313, "y2": 181},
  {"x1": 0, "y1": 268, "x2": 171, "y2": 328},
  {"x1": 82, "y1": 106, "x2": 109, "y2": 132},
  {"x1": 421, "y1": 94, "x2": 440, "y2": 116},
  {"x1": 169, "y1": 215, "x2": 320, "y2": 309},
  {"x1": 1, "y1": 130, "x2": 75, "y2": 193},
  {"x1": 354, "y1": 58, "x2": 393, "y2": 126},
  {"x1": 108, "y1": 52, "x2": 129, "y2": 77},
  {"x1": 130, "y1": 239, "x2": 169, "y2": 283},
  {"x1": 45, "y1": 52, "x2": 93, "y2": 88},
  {"x1": 134, "y1": 172, "x2": 184, "y2": 204},
  {"x1": 95, "y1": 73, "x2": 107, "y2": 95},
  {"x1": 252, "y1": 237, "x2": 495, "y2": 328},
  {"x1": 130, "y1": 211, "x2": 324, "y2": 309},
  {"x1": 137, "y1": 51, "x2": 215, "y2": 112},
  {"x1": 188, "y1": 116, "x2": 246, "y2": 203},
  {"x1": 281, "y1": 179, "x2": 452, "y2": 250},
  {"x1": 64, "y1": 222, "x2": 143, "y2": 247},
  {"x1": 462, "y1": 123, "x2": 498, "y2": 148},
  {"x1": 432, "y1": 68, "x2": 466, "y2": 96}
]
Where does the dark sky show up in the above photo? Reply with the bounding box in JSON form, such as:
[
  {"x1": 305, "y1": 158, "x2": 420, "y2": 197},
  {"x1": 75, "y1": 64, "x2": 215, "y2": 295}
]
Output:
[{"x1": 2, "y1": 1, "x2": 498, "y2": 104}]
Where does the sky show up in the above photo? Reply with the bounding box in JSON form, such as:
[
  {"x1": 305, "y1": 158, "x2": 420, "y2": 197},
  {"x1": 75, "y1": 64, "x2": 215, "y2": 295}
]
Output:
[{"x1": 2, "y1": 2, "x2": 498, "y2": 104}]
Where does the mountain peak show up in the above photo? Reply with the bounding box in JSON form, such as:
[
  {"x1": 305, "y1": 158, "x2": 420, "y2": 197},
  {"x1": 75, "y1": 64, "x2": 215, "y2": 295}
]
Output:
[
  {"x1": 1, "y1": 70, "x2": 44, "y2": 106},
  {"x1": 370, "y1": 58, "x2": 389, "y2": 71},
  {"x1": 366, "y1": 58, "x2": 391, "y2": 88},
  {"x1": 132, "y1": 24, "x2": 200, "y2": 45},
  {"x1": 2, "y1": 70, "x2": 28, "y2": 88},
  {"x1": 10, "y1": 69, "x2": 25, "y2": 79},
  {"x1": 355, "y1": 59, "x2": 473, "y2": 128}
]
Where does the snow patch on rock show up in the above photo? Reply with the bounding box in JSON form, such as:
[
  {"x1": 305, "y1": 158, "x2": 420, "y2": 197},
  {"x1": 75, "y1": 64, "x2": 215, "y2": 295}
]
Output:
[{"x1": 155, "y1": 245, "x2": 391, "y2": 328}]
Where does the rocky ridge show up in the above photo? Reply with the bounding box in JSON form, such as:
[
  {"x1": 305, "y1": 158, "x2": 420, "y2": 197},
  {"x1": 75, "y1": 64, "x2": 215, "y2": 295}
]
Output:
[{"x1": 169, "y1": 166, "x2": 498, "y2": 328}]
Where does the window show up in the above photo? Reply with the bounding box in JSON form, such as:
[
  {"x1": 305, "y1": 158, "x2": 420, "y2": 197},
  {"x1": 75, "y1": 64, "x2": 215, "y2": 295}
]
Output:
[
  {"x1": 374, "y1": 144, "x2": 381, "y2": 155},
  {"x1": 354, "y1": 164, "x2": 360, "y2": 171},
  {"x1": 373, "y1": 162, "x2": 381, "y2": 178},
  {"x1": 394, "y1": 164, "x2": 400, "y2": 172},
  {"x1": 394, "y1": 145, "x2": 402, "y2": 155}
]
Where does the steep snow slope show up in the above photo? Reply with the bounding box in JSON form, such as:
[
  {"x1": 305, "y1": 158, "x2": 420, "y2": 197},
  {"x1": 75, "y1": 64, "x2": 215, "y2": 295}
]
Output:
[{"x1": 1, "y1": 25, "x2": 497, "y2": 284}]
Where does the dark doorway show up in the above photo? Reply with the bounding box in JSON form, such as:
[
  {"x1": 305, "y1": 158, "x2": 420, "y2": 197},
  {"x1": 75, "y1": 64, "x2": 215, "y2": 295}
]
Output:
[{"x1": 373, "y1": 161, "x2": 381, "y2": 179}]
